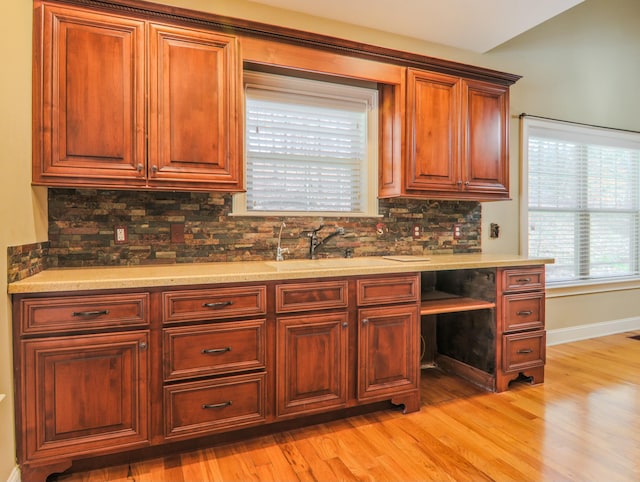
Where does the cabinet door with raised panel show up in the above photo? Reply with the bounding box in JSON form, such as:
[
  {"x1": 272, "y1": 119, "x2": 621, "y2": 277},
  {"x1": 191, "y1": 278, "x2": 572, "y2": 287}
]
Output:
[
  {"x1": 461, "y1": 79, "x2": 509, "y2": 197},
  {"x1": 21, "y1": 331, "x2": 149, "y2": 463},
  {"x1": 34, "y1": 4, "x2": 146, "y2": 187},
  {"x1": 277, "y1": 312, "x2": 349, "y2": 416},
  {"x1": 406, "y1": 69, "x2": 461, "y2": 193},
  {"x1": 148, "y1": 23, "x2": 242, "y2": 190},
  {"x1": 357, "y1": 305, "x2": 419, "y2": 400}
]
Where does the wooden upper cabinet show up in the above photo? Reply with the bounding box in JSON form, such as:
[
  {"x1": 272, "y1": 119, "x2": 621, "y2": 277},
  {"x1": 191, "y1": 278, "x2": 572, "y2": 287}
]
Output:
[
  {"x1": 148, "y1": 24, "x2": 241, "y2": 190},
  {"x1": 393, "y1": 68, "x2": 510, "y2": 200},
  {"x1": 33, "y1": 2, "x2": 242, "y2": 191},
  {"x1": 406, "y1": 70, "x2": 461, "y2": 193},
  {"x1": 34, "y1": 4, "x2": 146, "y2": 187},
  {"x1": 462, "y1": 80, "x2": 509, "y2": 197}
]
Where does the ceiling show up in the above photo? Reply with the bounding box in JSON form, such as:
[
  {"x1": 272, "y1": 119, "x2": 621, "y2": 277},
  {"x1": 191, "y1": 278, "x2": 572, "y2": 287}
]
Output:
[{"x1": 247, "y1": 0, "x2": 584, "y2": 53}]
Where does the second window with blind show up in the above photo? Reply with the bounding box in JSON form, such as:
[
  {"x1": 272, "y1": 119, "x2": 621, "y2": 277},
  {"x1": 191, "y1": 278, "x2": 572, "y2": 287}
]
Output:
[{"x1": 233, "y1": 70, "x2": 379, "y2": 216}]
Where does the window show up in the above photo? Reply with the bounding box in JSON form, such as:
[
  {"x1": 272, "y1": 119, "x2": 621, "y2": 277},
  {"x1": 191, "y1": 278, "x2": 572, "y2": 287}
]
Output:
[
  {"x1": 233, "y1": 70, "x2": 378, "y2": 216},
  {"x1": 522, "y1": 116, "x2": 640, "y2": 285}
]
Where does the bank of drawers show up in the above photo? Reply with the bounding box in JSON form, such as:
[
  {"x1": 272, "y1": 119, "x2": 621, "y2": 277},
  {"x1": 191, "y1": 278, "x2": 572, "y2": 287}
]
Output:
[
  {"x1": 499, "y1": 267, "x2": 546, "y2": 374},
  {"x1": 162, "y1": 285, "x2": 267, "y2": 439}
]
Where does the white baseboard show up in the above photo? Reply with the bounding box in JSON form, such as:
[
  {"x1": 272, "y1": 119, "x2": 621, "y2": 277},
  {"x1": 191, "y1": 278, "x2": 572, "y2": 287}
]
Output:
[
  {"x1": 547, "y1": 316, "x2": 640, "y2": 346},
  {"x1": 6, "y1": 466, "x2": 20, "y2": 482}
]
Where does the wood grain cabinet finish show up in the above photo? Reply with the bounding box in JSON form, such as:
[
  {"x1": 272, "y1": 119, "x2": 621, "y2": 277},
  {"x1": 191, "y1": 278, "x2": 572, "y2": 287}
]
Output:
[
  {"x1": 357, "y1": 305, "x2": 419, "y2": 402},
  {"x1": 33, "y1": 3, "x2": 146, "y2": 187},
  {"x1": 164, "y1": 373, "x2": 266, "y2": 440},
  {"x1": 276, "y1": 312, "x2": 349, "y2": 416},
  {"x1": 496, "y1": 266, "x2": 546, "y2": 392},
  {"x1": 33, "y1": 1, "x2": 242, "y2": 192},
  {"x1": 163, "y1": 319, "x2": 266, "y2": 381},
  {"x1": 400, "y1": 69, "x2": 509, "y2": 200},
  {"x1": 19, "y1": 293, "x2": 149, "y2": 335},
  {"x1": 21, "y1": 331, "x2": 149, "y2": 464}
]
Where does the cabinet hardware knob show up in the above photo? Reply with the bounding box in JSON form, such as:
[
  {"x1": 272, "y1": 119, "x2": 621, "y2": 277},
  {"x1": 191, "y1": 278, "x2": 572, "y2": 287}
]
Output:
[
  {"x1": 71, "y1": 310, "x2": 109, "y2": 317},
  {"x1": 202, "y1": 301, "x2": 233, "y2": 308},
  {"x1": 464, "y1": 181, "x2": 470, "y2": 186},
  {"x1": 137, "y1": 164, "x2": 143, "y2": 172},
  {"x1": 202, "y1": 401, "x2": 232, "y2": 409},
  {"x1": 139, "y1": 341, "x2": 148, "y2": 350},
  {"x1": 201, "y1": 347, "x2": 231, "y2": 354},
  {"x1": 517, "y1": 311, "x2": 533, "y2": 316},
  {"x1": 362, "y1": 318, "x2": 369, "y2": 324},
  {"x1": 456, "y1": 180, "x2": 463, "y2": 186},
  {"x1": 342, "y1": 322, "x2": 348, "y2": 328},
  {"x1": 516, "y1": 278, "x2": 531, "y2": 283},
  {"x1": 517, "y1": 348, "x2": 533, "y2": 354}
]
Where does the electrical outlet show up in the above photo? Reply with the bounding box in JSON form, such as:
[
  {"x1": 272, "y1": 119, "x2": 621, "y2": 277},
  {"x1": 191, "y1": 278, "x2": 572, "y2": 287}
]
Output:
[
  {"x1": 114, "y1": 225, "x2": 128, "y2": 244},
  {"x1": 412, "y1": 224, "x2": 421, "y2": 239},
  {"x1": 453, "y1": 224, "x2": 462, "y2": 240}
]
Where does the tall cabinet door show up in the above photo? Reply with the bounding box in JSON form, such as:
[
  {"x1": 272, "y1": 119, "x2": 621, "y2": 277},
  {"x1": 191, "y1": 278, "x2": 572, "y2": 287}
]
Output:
[
  {"x1": 21, "y1": 331, "x2": 149, "y2": 462},
  {"x1": 34, "y1": 4, "x2": 146, "y2": 186},
  {"x1": 461, "y1": 79, "x2": 509, "y2": 196},
  {"x1": 276, "y1": 312, "x2": 349, "y2": 416},
  {"x1": 406, "y1": 69, "x2": 461, "y2": 193},
  {"x1": 148, "y1": 24, "x2": 242, "y2": 190},
  {"x1": 358, "y1": 305, "x2": 419, "y2": 400}
]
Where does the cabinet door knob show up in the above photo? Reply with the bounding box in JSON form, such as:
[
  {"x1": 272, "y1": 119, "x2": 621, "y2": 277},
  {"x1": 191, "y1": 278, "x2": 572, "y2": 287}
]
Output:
[
  {"x1": 362, "y1": 318, "x2": 369, "y2": 324},
  {"x1": 137, "y1": 163, "x2": 143, "y2": 172},
  {"x1": 139, "y1": 341, "x2": 148, "y2": 350},
  {"x1": 342, "y1": 322, "x2": 348, "y2": 328},
  {"x1": 151, "y1": 165, "x2": 158, "y2": 173}
]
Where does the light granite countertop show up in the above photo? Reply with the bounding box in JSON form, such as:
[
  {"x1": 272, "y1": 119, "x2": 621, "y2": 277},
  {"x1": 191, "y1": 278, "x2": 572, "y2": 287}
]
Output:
[{"x1": 8, "y1": 253, "x2": 554, "y2": 294}]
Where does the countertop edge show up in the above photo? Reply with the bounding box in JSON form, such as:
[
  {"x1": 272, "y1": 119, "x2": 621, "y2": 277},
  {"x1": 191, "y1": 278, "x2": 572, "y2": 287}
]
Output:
[{"x1": 8, "y1": 255, "x2": 554, "y2": 294}]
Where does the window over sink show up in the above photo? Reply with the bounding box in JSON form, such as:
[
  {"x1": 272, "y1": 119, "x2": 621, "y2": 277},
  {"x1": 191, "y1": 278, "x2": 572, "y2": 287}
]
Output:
[{"x1": 233, "y1": 70, "x2": 379, "y2": 216}]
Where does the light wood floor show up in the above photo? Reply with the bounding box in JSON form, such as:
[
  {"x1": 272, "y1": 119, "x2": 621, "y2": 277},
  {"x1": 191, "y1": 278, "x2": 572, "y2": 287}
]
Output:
[{"x1": 56, "y1": 331, "x2": 640, "y2": 482}]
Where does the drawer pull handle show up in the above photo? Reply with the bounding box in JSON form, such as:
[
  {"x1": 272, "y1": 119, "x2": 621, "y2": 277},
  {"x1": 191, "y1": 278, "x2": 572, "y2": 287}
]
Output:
[
  {"x1": 202, "y1": 401, "x2": 232, "y2": 409},
  {"x1": 201, "y1": 347, "x2": 231, "y2": 355},
  {"x1": 517, "y1": 310, "x2": 533, "y2": 316},
  {"x1": 516, "y1": 278, "x2": 532, "y2": 283},
  {"x1": 202, "y1": 301, "x2": 233, "y2": 309},
  {"x1": 72, "y1": 310, "x2": 109, "y2": 317},
  {"x1": 517, "y1": 348, "x2": 534, "y2": 354}
]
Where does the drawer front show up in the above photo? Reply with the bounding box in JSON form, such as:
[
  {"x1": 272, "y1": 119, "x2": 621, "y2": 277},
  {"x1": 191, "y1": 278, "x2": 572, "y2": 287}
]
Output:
[
  {"x1": 501, "y1": 267, "x2": 545, "y2": 292},
  {"x1": 502, "y1": 292, "x2": 545, "y2": 333},
  {"x1": 163, "y1": 286, "x2": 266, "y2": 323},
  {"x1": 276, "y1": 280, "x2": 348, "y2": 313},
  {"x1": 502, "y1": 331, "x2": 546, "y2": 372},
  {"x1": 357, "y1": 275, "x2": 420, "y2": 306},
  {"x1": 19, "y1": 293, "x2": 149, "y2": 334},
  {"x1": 164, "y1": 319, "x2": 266, "y2": 381},
  {"x1": 164, "y1": 373, "x2": 266, "y2": 439}
]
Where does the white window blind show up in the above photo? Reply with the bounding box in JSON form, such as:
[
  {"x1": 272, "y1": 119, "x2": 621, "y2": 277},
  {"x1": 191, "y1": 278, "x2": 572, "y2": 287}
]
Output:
[
  {"x1": 235, "y1": 71, "x2": 378, "y2": 216},
  {"x1": 522, "y1": 116, "x2": 640, "y2": 285}
]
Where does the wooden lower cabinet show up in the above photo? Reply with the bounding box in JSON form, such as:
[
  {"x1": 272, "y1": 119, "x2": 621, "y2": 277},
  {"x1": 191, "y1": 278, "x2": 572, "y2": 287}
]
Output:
[
  {"x1": 19, "y1": 331, "x2": 150, "y2": 479},
  {"x1": 357, "y1": 305, "x2": 420, "y2": 402},
  {"x1": 276, "y1": 312, "x2": 349, "y2": 416}
]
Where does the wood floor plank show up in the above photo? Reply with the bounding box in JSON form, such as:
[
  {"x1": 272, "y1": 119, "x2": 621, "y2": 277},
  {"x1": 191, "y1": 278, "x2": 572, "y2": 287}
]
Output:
[{"x1": 54, "y1": 331, "x2": 640, "y2": 482}]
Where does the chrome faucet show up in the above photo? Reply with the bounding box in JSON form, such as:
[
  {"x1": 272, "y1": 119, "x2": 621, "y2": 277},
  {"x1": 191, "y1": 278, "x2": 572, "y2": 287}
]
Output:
[
  {"x1": 276, "y1": 222, "x2": 288, "y2": 261},
  {"x1": 306, "y1": 225, "x2": 345, "y2": 259}
]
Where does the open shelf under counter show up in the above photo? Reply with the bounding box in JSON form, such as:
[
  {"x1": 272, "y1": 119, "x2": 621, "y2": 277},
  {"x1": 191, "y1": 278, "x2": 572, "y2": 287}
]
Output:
[{"x1": 420, "y1": 290, "x2": 495, "y2": 316}]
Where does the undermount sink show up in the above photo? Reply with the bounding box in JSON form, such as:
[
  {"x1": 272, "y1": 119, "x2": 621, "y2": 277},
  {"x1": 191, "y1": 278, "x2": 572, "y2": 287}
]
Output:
[{"x1": 265, "y1": 257, "x2": 379, "y2": 271}]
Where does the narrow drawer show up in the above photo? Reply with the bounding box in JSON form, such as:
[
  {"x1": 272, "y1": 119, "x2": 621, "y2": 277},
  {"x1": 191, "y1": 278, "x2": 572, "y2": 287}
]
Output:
[
  {"x1": 163, "y1": 319, "x2": 266, "y2": 381},
  {"x1": 357, "y1": 275, "x2": 419, "y2": 306},
  {"x1": 162, "y1": 286, "x2": 266, "y2": 323},
  {"x1": 502, "y1": 330, "x2": 546, "y2": 373},
  {"x1": 500, "y1": 266, "x2": 545, "y2": 292},
  {"x1": 164, "y1": 373, "x2": 266, "y2": 439},
  {"x1": 501, "y1": 292, "x2": 545, "y2": 333},
  {"x1": 276, "y1": 280, "x2": 348, "y2": 313},
  {"x1": 19, "y1": 293, "x2": 149, "y2": 334}
]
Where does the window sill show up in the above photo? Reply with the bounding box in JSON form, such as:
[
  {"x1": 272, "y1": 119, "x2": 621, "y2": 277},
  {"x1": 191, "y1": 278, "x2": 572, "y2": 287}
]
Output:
[{"x1": 547, "y1": 278, "x2": 640, "y2": 298}]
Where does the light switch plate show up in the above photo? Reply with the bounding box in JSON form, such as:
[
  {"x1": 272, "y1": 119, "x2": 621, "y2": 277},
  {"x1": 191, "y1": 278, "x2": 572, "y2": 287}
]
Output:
[{"x1": 114, "y1": 225, "x2": 128, "y2": 244}]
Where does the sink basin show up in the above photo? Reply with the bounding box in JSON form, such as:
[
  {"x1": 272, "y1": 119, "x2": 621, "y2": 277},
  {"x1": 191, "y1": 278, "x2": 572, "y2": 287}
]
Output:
[{"x1": 265, "y1": 257, "x2": 378, "y2": 271}]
